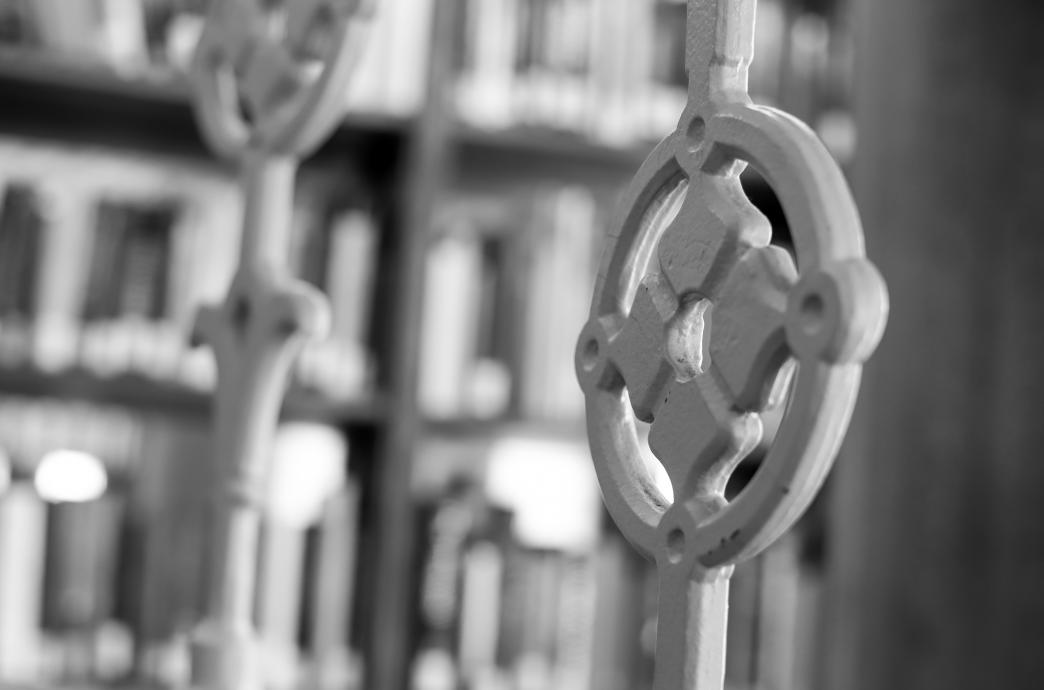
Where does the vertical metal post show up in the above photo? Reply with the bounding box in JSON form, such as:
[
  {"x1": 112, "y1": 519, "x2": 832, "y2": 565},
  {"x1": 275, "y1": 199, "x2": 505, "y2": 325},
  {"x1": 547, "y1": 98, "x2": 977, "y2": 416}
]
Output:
[
  {"x1": 576, "y1": 1, "x2": 888, "y2": 688},
  {"x1": 185, "y1": 3, "x2": 373, "y2": 688}
]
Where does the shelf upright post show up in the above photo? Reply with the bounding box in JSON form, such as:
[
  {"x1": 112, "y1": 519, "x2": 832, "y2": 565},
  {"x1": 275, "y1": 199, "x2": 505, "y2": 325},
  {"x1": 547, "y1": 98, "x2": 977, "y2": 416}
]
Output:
[
  {"x1": 184, "y1": 2, "x2": 373, "y2": 689},
  {"x1": 367, "y1": 0, "x2": 459, "y2": 686},
  {"x1": 575, "y1": 0, "x2": 888, "y2": 688}
]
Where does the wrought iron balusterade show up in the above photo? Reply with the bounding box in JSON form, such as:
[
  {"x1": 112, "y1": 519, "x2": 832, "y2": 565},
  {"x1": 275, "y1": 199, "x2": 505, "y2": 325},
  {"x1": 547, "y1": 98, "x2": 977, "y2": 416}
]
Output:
[
  {"x1": 185, "y1": 2, "x2": 372, "y2": 688},
  {"x1": 575, "y1": 1, "x2": 889, "y2": 688}
]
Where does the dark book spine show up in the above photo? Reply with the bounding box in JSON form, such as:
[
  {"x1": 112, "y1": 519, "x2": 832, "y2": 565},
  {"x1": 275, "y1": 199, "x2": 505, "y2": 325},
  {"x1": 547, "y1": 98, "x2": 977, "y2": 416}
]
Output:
[
  {"x1": 118, "y1": 204, "x2": 176, "y2": 320},
  {"x1": 83, "y1": 202, "x2": 130, "y2": 323},
  {"x1": 0, "y1": 183, "x2": 44, "y2": 321}
]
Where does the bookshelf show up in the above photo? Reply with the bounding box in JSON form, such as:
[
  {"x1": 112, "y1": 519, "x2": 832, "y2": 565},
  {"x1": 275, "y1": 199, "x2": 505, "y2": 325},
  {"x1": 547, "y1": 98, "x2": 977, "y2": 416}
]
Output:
[
  {"x1": 0, "y1": 366, "x2": 386, "y2": 426},
  {"x1": 0, "y1": 0, "x2": 850, "y2": 689}
]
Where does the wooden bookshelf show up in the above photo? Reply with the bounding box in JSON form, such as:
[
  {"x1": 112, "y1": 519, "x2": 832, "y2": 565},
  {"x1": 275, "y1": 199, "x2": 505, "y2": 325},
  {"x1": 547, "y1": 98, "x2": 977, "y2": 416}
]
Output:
[
  {"x1": 455, "y1": 123, "x2": 655, "y2": 186},
  {"x1": 424, "y1": 415, "x2": 585, "y2": 440},
  {"x1": 0, "y1": 366, "x2": 385, "y2": 426},
  {"x1": 0, "y1": 46, "x2": 409, "y2": 157}
]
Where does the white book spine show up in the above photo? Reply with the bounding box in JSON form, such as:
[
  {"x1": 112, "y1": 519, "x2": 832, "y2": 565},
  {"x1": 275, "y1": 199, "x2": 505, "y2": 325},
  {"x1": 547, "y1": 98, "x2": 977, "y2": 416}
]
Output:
[
  {"x1": 304, "y1": 486, "x2": 363, "y2": 690},
  {"x1": 418, "y1": 232, "x2": 483, "y2": 419},
  {"x1": 326, "y1": 210, "x2": 377, "y2": 347},
  {"x1": 97, "y1": 0, "x2": 149, "y2": 67},
  {"x1": 258, "y1": 520, "x2": 307, "y2": 690},
  {"x1": 467, "y1": 0, "x2": 518, "y2": 129},
  {"x1": 457, "y1": 542, "x2": 504, "y2": 679},
  {"x1": 34, "y1": 181, "x2": 93, "y2": 372},
  {"x1": 386, "y1": 0, "x2": 435, "y2": 115},
  {"x1": 0, "y1": 484, "x2": 47, "y2": 681},
  {"x1": 548, "y1": 188, "x2": 596, "y2": 419},
  {"x1": 346, "y1": 0, "x2": 391, "y2": 113}
]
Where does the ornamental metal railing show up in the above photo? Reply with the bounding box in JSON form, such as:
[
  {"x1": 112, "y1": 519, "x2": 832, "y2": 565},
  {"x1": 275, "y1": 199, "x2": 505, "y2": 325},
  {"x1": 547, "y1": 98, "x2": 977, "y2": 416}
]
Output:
[
  {"x1": 574, "y1": 1, "x2": 888, "y2": 689},
  {"x1": 185, "y1": 2, "x2": 372, "y2": 688},
  {"x1": 184, "y1": 1, "x2": 887, "y2": 689}
]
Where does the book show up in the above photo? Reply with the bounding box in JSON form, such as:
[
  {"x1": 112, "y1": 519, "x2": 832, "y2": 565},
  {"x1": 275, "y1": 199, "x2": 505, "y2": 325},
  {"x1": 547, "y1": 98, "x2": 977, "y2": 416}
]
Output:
[
  {"x1": 451, "y1": 0, "x2": 842, "y2": 145},
  {"x1": 132, "y1": 419, "x2": 212, "y2": 685},
  {"x1": 589, "y1": 534, "x2": 649, "y2": 690},
  {"x1": 384, "y1": 0, "x2": 435, "y2": 116},
  {"x1": 457, "y1": 540, "x2": 505, "y2": 684},
  {"x1": 0, "y1": 182, "x2": 43, "y2": 321},
  {"x1": 0, "y1": 482, "x2": 48, "y2": 681},
  {"x1": 325, "y1": 209, "x2": 377, "y2": 353},
  {"x1": 30, "y1": 0, "x2": 148, "y2": 66},
  {"x1": 551, "y1": 554, "x2": 597, "y2": 689},
  {"x1": 418, "y1": 229, "x2": 485, "y2": 419},
  {"x1": 518, "y1": 186, "x2": 599, "y2": 421},
  {"x1": 255, "y1": 422, "x2": 351, "y2": 687},
  {"x1": 257, "y1": 518, "x2": 307, "y2": 689},
  {"x1": 294, "y1": 204, "x2": 378, "y2": 401},
  {"x1": 304, "y1": 483, "x2": 363, "y2": 690},
  {"x1": 0, "y1": 182, "x2": 44, "y2": 363},
  {"x1": 116, "y1": 202, "x2": 177, "y2": 321}
]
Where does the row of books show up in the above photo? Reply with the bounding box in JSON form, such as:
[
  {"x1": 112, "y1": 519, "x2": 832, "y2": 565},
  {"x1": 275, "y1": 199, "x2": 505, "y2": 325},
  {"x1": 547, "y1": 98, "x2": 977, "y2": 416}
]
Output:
[
  {"x1": 408, "y1": 432, "x2": 824, "y2": 690},
  {"x1": 0, "y1": 0, "x2": 434, "y2": 117},
  {"x1": 418, "y1": 186, "x2": 601, "y2": 422},
  {"x1": 0, "y1": 138, "x2": 378, "y2": 402},
  {"x1": 410, "y1": 434, "x2": 603, "y2": 690},
  {"x1": 0, "y1": 395, "x2": 362, "y2": 689},
  {"x1": 453, "y1": 0, "x2": 847, "y2": 146},
  {"x1": 1, "y1": 0, "x2": 852, "y2": 145}
]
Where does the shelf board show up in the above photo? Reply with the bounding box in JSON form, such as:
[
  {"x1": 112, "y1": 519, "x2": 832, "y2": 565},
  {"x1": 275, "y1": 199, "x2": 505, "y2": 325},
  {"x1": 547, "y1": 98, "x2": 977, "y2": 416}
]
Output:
[
  {"x1": 0, "y1": 46, "x2": 409, "y2": 156},
  {"x1": 424, "y1": 414, "x2": 585, "y2": 440},
  {"x1": 455, "y1": 123, "x2": 656, "y2": 185},
  {"x1": 0, "y1": 366, "x2": 385, "y2": 427},
  {"x1": 457, "y1": 123, "x2": 654, "y2": 166},
  {"x1": 453, "y1": 123, "x2": 783, "y2": 198}
]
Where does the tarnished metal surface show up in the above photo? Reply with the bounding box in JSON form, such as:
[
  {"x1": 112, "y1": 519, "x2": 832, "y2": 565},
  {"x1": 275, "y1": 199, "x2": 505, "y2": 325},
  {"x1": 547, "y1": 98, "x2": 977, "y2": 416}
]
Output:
[{"x1": 575, "y1": 1, "x2": 888, "y2": 688}]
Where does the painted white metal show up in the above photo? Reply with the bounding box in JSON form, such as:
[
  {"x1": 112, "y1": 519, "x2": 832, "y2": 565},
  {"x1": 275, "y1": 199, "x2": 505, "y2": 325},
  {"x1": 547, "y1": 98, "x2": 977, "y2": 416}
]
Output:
[
  {"x1": 186, "y1": 3, "x2": 372, "y2": 689},
  {"x1": 575, "y1": 1, "x2": 889, "y2": 688}
]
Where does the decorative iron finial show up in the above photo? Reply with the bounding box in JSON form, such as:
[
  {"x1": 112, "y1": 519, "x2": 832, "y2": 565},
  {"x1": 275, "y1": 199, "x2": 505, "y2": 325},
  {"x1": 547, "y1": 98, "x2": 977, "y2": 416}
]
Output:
[{"x1": 576, "y1": 1, "x2": 888, "y2": 688}]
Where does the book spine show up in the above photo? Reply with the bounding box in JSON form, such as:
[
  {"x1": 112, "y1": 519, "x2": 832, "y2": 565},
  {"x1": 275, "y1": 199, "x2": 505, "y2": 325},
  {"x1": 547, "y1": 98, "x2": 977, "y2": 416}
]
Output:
[
  {"x1": 34, "y1": 180, "x2": 93, "y2": 372},
  {"x1": 589, "y1": 537, "x2": 647, "y2": 690},
  {"x1": 552, "y1": 554, "x2": 597, "y2": 690},
  {"x1": 457, "y1": 540, "x2": 504, "y2": 683},
  {"x1": 418, "y1": 230, "x2": 484, "y2": 419},
  {"x1": 96, "y1": 0, "x2": 149, "y2": 66},
  {"x1": 326, "y1": 210, "x2": 377, "y2": 347},
  {"x1": 29, "y1": 0, "x2": 101, "y2": 57},
  {"x1": 0, "y1": 482, "x2": 48, "y2": 681},
  {"x1": 386, "y1": 0, "x2": 435, "y2": 115},
  {"x1": 307, "y1": 483, "x2": 362, "y2": 689},
  {"x1": 257, "y1": 519, "x2": 307, "y2": 690}
]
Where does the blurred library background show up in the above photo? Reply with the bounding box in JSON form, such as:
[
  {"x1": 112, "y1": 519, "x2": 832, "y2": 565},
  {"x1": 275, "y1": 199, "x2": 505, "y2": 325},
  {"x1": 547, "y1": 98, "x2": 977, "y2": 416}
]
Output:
[{"x1": 0, "y1": 0, "x2": 1038, "y2": 690}]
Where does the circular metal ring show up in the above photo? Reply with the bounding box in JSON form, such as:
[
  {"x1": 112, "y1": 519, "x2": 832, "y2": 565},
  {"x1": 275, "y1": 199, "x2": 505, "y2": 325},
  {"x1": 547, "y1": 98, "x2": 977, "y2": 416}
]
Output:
[
  {"x1": 578, "y1": 102, "x2": 887, "y2": 568},
  {"x1": 190, "y1": 0, "x2": 373, "y2": 158}
]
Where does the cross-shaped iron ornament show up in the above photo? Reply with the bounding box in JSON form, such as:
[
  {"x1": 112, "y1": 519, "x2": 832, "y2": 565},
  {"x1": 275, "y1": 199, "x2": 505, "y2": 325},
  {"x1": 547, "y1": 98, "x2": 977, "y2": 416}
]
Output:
[
  {"x1": 186, "y1": 2, "x2": 372, "y2": 689},
  {"x1": 576, "y1": 1, "x2": 888, "y2": 688}
]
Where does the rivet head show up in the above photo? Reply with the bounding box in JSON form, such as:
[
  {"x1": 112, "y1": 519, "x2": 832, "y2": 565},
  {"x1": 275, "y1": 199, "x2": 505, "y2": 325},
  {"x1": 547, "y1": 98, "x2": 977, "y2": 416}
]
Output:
[{"x1": 786, "y1": 259, "x2": 889, "y2": 364}]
